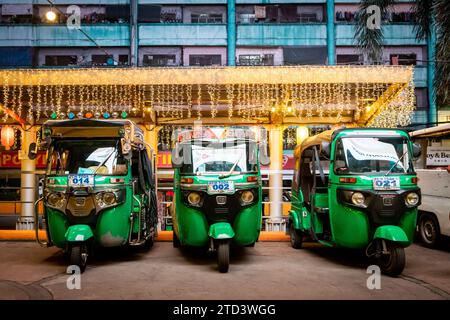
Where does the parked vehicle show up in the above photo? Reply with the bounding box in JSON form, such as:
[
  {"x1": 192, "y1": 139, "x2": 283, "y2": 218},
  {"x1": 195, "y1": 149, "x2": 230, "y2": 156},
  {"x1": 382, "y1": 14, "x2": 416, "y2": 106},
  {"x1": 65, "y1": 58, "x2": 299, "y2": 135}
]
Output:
[
  {"x1": 410, "y1": 124, "x2": 450, "y2": 248},
  {"x1": 289, "y1": 128, "x2": 422, "y2": 276},
  {"x1": 171, "y1": 127, "x2": 269, "y2": 272},
  {"x1": 30, "y1": 118, "x2": 158, "y2": 272}
]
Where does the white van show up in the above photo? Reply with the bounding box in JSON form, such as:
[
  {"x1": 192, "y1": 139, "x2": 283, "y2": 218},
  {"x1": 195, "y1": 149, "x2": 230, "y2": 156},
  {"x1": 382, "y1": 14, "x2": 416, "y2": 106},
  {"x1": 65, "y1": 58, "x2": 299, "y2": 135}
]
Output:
[{"x1": 410, "y1": 124, "x2": 450, "y2": 247}]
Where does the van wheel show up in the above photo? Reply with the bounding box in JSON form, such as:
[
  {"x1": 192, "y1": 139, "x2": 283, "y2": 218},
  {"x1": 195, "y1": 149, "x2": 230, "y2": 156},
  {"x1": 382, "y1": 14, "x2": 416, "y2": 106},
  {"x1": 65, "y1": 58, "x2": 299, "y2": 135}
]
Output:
[
  {"x1": 217, "y1": 240, "x2": 230, "y2": 273},
  {"x1": 419, "y1": 213, "x2": 441, "y2": 248},
  {"x1": 377, "y1": 241, "x2": 405, "y2": 277},
  {"x1": 289, "y1": 224, "x2": 303, "y2": 249},
  {"x1": 70, "y1": 243, "x2": 88, "y2": 273},
  {"x1": 173, "y1": 231, "x2": 180, "y2": 248}
]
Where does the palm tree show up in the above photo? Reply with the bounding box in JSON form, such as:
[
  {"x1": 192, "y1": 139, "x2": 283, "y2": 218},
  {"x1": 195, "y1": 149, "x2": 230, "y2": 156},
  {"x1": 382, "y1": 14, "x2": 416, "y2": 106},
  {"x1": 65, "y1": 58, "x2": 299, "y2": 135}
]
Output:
[{"x1": 355, "y1": 0, "x2": 450, "y2": 110}]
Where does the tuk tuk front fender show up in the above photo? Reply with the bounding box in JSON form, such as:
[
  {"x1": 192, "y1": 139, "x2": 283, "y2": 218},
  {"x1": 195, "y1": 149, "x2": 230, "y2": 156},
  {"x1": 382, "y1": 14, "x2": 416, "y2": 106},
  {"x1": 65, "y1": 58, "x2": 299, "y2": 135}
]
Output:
[
  {"x1": 65, "y1": 225, "x2": 94, "y2": 242},
  {"x1": 373, "y1": 226, "x2": 409, "y2": 247},
  {"x1": 208, "y1": 222, "x2": 235, "y2": 240}
]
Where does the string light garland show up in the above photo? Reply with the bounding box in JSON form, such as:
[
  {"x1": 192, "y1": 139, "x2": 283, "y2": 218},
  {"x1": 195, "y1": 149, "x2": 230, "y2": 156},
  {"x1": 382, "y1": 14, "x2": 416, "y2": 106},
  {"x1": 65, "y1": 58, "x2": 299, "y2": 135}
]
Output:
[{"x1": 0, "y1": 66, "x2": 415, "y2": 128}]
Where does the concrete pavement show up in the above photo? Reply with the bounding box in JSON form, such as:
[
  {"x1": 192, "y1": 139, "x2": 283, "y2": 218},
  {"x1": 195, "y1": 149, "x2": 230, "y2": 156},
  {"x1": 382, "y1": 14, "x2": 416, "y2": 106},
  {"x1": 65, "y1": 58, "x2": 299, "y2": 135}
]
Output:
[{"x1": 0, "y1": 241, "x2": 449, "y2": 300}]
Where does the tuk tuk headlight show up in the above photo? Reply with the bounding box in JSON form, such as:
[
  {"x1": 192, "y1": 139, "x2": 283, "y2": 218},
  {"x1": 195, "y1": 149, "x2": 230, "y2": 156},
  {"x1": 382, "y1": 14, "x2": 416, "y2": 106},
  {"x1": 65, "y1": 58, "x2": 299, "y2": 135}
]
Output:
[
  {"x1": 351, "y1": 192, "x2": 366, "y2": 207},
  {"x1": 47, "y1": 192, "x2": 66, "y2": 209},
  {"x1": 102, "y1": 192, "x2": 116, "y2": 206},
  {"x1": 187, "y1": 192, "x2": 201, "y2": 206},
  {"x1": 240, "y1": 190, "x2": 254, "y2": 205},
  {"x1": 405, "y1": 192, "x2": 419, "y2": 207}
]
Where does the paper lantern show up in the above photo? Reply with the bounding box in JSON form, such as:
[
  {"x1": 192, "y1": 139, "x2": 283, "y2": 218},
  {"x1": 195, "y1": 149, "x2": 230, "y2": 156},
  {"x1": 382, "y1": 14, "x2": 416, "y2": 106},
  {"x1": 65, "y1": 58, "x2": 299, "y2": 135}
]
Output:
[{"x1": 1, "y1": 126, "x2": 15, "y2": 150}]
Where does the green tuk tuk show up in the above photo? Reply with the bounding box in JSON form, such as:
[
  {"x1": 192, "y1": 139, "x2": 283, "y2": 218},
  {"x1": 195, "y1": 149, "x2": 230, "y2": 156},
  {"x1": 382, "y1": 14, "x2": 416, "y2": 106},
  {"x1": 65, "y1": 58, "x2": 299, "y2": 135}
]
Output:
[
  {"x1": 288, "y1": 128, "x2": 421, "y2": 276},
  {"x1": 31, "y1": 119, "x2": 158, "y2": 272},
  {"x1": 171, "y1": 127, "x2": 269, "y2": 272}
]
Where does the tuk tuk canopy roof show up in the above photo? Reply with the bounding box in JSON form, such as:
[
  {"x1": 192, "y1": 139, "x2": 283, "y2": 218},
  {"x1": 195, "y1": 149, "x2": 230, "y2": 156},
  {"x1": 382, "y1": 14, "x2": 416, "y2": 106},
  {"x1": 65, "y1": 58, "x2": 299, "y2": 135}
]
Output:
[{"x1": 0, "y1": 65, "x2": 415, "y2": 128}]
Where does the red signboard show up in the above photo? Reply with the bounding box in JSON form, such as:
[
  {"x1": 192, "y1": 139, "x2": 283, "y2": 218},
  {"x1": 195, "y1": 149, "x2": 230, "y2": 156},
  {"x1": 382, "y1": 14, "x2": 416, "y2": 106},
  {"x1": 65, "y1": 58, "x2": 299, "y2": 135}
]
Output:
[
  {"x1": 0, "y1": 150, "x2": 295, "y2": 170},
  {"x1": 0, "y1": 151, "x2": 47, "y2": 169}
]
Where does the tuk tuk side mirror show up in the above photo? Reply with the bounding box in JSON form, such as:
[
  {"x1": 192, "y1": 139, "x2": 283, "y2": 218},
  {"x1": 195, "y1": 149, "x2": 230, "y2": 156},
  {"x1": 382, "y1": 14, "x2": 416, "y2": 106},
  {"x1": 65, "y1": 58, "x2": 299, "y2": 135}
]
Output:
[
  {"x1": 321, "y1": 141, "x2": 330, "y2": 158},
  {"x1": 412, "y1": 143, "x2": 422, "y2": 158},
  {"x1": 28, "y1": 142, "x2": 37, "y2": 160},
  {"x1": 259, "y1": 141, "x2": 270, "y2": 166},
  {"x1": 171, "y1": 144, "x2": 183, "y2": 168}
]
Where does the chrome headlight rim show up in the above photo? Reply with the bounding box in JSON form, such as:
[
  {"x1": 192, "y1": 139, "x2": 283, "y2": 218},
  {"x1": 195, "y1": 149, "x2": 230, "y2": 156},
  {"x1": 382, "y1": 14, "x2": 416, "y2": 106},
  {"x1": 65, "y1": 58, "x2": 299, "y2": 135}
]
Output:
[
  {"x1": 46, "y1": 192, "x2": 67, "y2": 209},
  {"x1": 240, "y1": 190, "x2": 255, "y2": 205},
  {"x1": 405, "y1": 192, "x2": 419, "y2": 207},
  {"x1": 351, "y1": 192, "x2": 366, "y2": 208},
  {"x1": 187, "y1": 192, "x2": 202, "y2": 207},
  {"x1": 94, "y1": 189, "x2": 123, "y2": 209}
]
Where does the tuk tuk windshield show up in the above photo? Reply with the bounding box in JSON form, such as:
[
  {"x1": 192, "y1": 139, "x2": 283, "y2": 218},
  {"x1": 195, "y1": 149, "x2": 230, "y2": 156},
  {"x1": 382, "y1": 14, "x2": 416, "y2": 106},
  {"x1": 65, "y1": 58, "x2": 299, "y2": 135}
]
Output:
[
  {"x1": 180, "y1": 140, "x2": 258, "y2": 175},
  {"x1": 47, "y1": 139, "x2": 128, "y2": 176},
  {"x1": 334, "y1": 136, "x2": 414, "y2": 175}
]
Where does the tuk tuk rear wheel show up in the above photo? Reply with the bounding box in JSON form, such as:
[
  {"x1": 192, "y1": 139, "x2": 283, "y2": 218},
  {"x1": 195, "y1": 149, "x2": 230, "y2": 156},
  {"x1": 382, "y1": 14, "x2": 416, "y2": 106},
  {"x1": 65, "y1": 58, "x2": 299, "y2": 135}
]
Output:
[
  {"x1": 173, "y1": 231, "x2": 180, "y2": 248},
  {"x1": 377, "y1": 241, "x2": 405, "y2": 277},
  {"x1": 69, "y1": 243, "x2": 88, "y2": 273},
  {"x1": 289, "y1": 224, "x2": 303, "y2": 249},
  {"x1": 217, "y1": 240, "x2": 230, "y2": 273}
]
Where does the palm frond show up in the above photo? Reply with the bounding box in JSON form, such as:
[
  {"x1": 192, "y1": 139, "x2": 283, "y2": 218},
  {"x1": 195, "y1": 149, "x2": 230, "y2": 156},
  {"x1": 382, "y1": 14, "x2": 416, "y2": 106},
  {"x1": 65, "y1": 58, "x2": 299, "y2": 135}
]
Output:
[
  {"x1": 414, "y1": 0, "x2": 433, "y2": 40},
  {"x1": 355, "y1": 0, "x2": 396, "y2": 63},
  {"x1": 434, "y1": 0, "x2": 450, "y2": 106}
]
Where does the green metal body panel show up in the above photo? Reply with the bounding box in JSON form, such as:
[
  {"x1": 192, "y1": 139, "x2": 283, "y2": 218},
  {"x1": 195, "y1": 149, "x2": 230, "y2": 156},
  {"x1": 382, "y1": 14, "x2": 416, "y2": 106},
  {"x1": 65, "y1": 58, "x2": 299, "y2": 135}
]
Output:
[
  {"x1": 173, "y1": 171, "x2": 262, "y2": 247},
  {"x1": 373, "y1": 225, "x2": 410, "y2": 247},
  {"x1": 65, "y1": 224, "x2": 94, "y2": 242},
  {"x1": 291, "y1": 128, "x2": 419, "y2": 249},
  {"x1": 209, "y1": 222, "x2": 235, "y2": 240},
  {"x1": 44, "y1": 173, "x2": 135, "y2": 249}
]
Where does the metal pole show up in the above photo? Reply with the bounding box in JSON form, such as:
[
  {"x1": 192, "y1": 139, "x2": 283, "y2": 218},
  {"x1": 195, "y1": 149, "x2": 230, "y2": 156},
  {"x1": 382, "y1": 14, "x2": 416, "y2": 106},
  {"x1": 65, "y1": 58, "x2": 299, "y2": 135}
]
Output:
[
  {"x1": 427, "y1": 21, "x2": 437, "y2": 125},
  {"x1": 326, "y1": 0, "x2": 335, "y2": 65},
  {"x1": 17, "y1": 125, "x2": 36, "y2": 230},
  {"x1": 267, "y1": 125, "x2": 285, "y2": 231},
  {"x1": 227, "y1": 0, "x2": 236, "y2": 66},
  {"x1": 130, "y1": 0, "x2": 138, "y2": 66}
]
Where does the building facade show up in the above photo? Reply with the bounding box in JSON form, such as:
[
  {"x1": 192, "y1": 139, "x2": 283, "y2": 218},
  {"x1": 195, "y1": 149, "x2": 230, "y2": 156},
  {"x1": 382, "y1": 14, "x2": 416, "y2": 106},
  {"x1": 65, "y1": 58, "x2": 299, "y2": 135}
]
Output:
[{"x1": 0, "y1": 0, "x2": 436, "y2": 126}]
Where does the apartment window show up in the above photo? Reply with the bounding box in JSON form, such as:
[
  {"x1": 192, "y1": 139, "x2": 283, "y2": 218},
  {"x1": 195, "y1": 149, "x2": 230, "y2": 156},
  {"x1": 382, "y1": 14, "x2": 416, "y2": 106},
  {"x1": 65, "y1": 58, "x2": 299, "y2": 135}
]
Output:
[
  {"x1": 143, "y1": 54, "x2": 177, "y2": 67},
  {"x1": 119, "y1": 55, "x2": 129, "y2": 65},
  {"x1": 45, "y1": 55, "x2": 77, "y2": 66},
  {"x1": 337, "y1": 54, "x2": 363, "y2": 65},
  {"x1": 299, "y1": 13, "x2": 319, "y2": 23},
  {"x1": 284, "y1": 47, "x2": 327, "y2": 65},
  {"x1": 191, "y1": 13, "x2": 223, "y2": 23},
  {"x1": 92, "y1": 55, "x2": 114, "y2": 66},
  {"x1": 390, "y1": 54, "x2": 417, "y2": 65},
  {"x1": 238, "y1": 54, "x2": 274, "y2": 66},
  {"x1": 415, "y1": 88, "x2": 429, "y2": 110},
  {"x1": 189, "y1": 55, "x2": 221, "y2": 66}
]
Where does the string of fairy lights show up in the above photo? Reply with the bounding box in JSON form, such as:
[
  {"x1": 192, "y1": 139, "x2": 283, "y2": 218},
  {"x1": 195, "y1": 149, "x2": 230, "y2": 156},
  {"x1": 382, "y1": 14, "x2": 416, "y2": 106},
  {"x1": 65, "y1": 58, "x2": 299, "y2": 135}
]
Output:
[{"x1": 0, "y1": 66, "x2": 416, "y2": 128}]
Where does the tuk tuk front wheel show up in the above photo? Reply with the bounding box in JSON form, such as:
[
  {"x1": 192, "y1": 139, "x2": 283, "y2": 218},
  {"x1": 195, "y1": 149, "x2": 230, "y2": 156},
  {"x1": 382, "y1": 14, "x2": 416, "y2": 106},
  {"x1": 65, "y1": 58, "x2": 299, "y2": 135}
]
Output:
[
  {"x1": 69, "y1": 243, "x2": 88, "y2": 273},
  {"x1": 289, "y1": 224, "x2": 303, "y2": 249},
  {"x1": 377, "y1": 241, "x2": 405, "y2": 277},
  {"x1": 216, "y1": 240, "x2": 230, "y2": 273}
]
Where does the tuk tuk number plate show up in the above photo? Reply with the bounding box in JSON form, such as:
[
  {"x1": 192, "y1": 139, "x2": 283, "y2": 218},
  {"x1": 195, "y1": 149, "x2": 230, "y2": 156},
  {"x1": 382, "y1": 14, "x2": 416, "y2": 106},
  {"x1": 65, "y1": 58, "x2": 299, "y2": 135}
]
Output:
[
  {"x1": 208, "y1": 181, "x2": 235, "y2": 194},
  {"x1": 373, "y1": 177, "x2": 400, "y2": 190},
  {"x1": 68, "y1": 174, "x2": 95, "y2": 187}
]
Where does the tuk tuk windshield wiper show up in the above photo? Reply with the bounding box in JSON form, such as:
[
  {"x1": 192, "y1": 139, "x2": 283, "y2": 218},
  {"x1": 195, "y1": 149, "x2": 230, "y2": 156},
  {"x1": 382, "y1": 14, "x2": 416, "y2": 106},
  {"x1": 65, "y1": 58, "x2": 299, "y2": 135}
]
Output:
[
  {"x1": 93, "y1": 141, "x2": 118, "y2": 175},
  {"x1": 384, "y1": 150, "x2": 408, "y2": 176},
  {"x1": 218, "y1": 152, "x2": 244, "y2": 179}
]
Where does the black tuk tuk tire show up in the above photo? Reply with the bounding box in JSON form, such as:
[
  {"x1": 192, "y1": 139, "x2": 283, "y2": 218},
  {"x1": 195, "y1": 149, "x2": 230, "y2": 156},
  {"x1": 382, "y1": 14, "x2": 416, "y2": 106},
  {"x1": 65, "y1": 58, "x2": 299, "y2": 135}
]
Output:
[
  {"x1": 70, "y1": 243, "x2": 88, "y2": 273},
  {"x1": 217, "y1": 240, "x2": 230, "y2": 273},
  {"x1": 289, "y1": 223, "x2": 303, "y2": 249},
  {"x1": 377, "y1": 241, "x2": 405, "y2": 277},
  {"x1": 172, "y1": 231, "x2": 181, "y2": 248},
  {"x1": 143, "y1": 235, "x2": 155, "y2": 250},
  {"x1": 418, "y1": 213, "x2": 441, "y2": 248}
]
